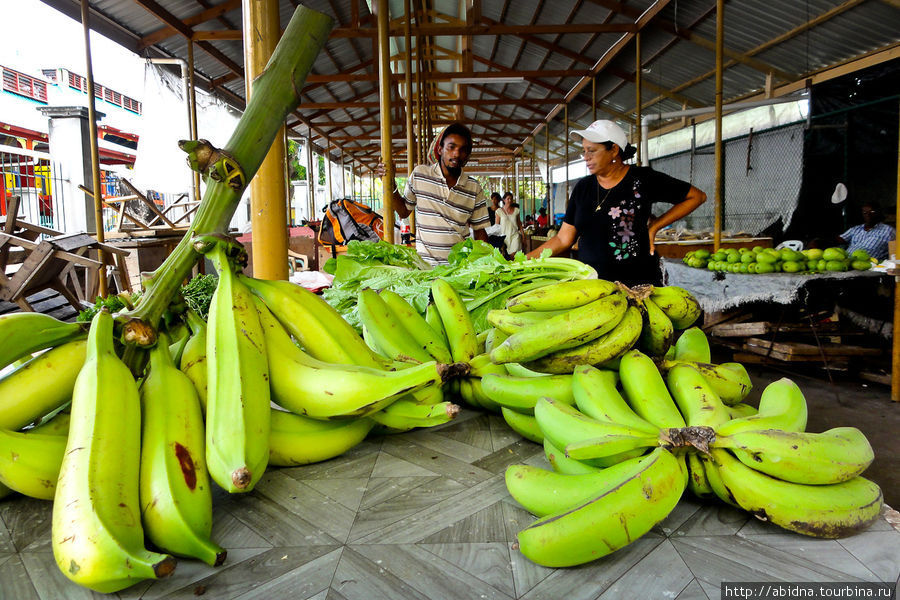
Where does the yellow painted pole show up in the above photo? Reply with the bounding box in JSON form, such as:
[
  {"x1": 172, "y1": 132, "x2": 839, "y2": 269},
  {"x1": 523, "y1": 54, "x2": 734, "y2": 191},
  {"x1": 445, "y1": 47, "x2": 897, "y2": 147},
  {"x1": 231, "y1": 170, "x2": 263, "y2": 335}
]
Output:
[
  {"x1": 324, "y1": 138, "x2": 333, "y2": 204},
  {"x1": 80, "y1": 0, "x2": 107, "y2": 297},
  {"x1": 893, "y1": 100, "x2": 900, "y2": 401},
  {"x1": 545, "y1": 131, "x2": 550, "y2": 214},
  {"x1": 713, "y1": 0, "x2": 724, "y2": 253},
  {"x1": 635, "y1": 33, "x2": 642, "y2": 164},
  {"x1": 243, "y1": 0, "x2": 288, "y2": 280},
  {"x1": 377, "y1": 0, "x2": 395, "y2": 242},
  {"x1": 592, "y1": 77, "x2": 597, "y2": 122},
  {"x1": 404, "y1": 0, "x2": 415, "y2": 236},
  {"x1": 307, "y1": 137, "x2": 315, "y2": 221},
  {"x1": 531, "y1": 137, "x2": 536, "y2": 216}
]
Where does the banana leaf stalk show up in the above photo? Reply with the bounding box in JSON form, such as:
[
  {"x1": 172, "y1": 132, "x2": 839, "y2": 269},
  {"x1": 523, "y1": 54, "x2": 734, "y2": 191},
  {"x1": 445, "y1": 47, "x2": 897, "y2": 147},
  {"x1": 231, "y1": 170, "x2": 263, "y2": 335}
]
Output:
[{"x1": 118, "y1": 6, "x2": 333, "y2": 360}]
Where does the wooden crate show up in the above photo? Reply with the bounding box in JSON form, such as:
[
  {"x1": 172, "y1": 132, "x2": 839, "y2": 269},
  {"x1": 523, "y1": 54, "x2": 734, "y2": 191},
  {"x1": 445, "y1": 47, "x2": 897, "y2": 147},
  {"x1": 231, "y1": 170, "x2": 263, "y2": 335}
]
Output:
[{"x1": 741, "y1": 337, "x2": 883, "y2": 362}]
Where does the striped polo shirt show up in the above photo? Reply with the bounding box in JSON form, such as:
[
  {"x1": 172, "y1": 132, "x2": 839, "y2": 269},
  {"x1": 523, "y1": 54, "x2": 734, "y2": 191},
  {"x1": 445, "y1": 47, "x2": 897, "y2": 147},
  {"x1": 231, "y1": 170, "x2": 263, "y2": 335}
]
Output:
[{"x1": 402, "y1": 162, "x2": 490, "y2": 265}]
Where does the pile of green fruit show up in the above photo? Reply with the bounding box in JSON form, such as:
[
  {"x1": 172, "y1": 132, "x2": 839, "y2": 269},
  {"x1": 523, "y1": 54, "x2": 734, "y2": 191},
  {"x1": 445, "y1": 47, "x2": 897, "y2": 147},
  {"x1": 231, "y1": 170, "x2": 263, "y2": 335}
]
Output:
[{"x1": 683, "y1": 246, "x2": 874, "y2": 274}]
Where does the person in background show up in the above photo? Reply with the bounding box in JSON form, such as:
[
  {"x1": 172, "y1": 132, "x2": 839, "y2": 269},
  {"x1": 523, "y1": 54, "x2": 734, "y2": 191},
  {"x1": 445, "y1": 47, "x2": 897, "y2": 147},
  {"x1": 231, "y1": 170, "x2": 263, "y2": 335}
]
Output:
[
  {"x1": 838, "y1": 201, "x2": 895, "y2": 261},
  {"x1": 536, "y1": 207, "x2": 549, "y2": 229},
  {"x1": 526, "y1": 120, "x2": 706, "y2": 286},
  {"x1": 382, "y1": 122, "x2": 489, "y2": 265},
  {"x1": 497, "y1": 194, "x2": 526, "y2": 258},
  {"x1": 486, "y1": 192, "x2": 507, "y2": 253}
]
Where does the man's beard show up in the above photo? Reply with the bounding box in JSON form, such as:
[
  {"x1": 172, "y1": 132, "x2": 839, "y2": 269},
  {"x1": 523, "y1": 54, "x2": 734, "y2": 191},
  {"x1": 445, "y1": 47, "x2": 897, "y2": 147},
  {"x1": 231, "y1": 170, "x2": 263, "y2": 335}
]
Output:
[{"x1": 444, "y1": 164, "x2": 462, "y2": 178}]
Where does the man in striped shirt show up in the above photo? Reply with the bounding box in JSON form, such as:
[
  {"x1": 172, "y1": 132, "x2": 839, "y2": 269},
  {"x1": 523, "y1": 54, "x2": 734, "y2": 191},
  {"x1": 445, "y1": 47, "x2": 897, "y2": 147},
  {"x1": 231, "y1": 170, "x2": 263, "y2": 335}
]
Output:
[{"x1": 387, "y1": 123, "x2": 490, "y2": 265}]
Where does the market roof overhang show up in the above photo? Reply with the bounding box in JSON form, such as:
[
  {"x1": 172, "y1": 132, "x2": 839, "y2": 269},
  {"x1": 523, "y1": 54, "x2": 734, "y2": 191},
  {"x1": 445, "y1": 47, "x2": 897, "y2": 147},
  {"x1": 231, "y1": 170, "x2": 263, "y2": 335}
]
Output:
[{"x1": 38, "y1": 0, "x2": 900, "y2": 175}]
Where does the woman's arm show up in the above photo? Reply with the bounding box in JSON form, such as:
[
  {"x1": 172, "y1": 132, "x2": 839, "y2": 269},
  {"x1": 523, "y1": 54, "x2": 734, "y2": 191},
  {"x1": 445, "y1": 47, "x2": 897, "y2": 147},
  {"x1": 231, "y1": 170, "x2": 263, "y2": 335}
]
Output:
[
  {"x1": 647, "y1": 185, "x2": 706, "y2": 254},
  {"x1": 526, "y1": 222, "x2": 578, "y2": 259}
]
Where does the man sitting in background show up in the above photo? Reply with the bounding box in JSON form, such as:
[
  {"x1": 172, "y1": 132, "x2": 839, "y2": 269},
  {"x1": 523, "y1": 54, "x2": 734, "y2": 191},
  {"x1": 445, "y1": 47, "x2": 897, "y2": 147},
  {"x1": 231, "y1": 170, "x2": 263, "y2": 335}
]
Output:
[{"x1": 838, "y1": 202, "x2": 896, "y2": 261}]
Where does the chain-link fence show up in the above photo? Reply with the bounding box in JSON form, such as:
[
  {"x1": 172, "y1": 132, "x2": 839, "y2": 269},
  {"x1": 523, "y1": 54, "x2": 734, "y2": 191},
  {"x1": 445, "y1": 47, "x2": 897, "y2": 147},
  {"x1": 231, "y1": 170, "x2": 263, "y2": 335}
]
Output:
[{"x1": 649, "y1": 121, "x2": 805, "y2": 238}]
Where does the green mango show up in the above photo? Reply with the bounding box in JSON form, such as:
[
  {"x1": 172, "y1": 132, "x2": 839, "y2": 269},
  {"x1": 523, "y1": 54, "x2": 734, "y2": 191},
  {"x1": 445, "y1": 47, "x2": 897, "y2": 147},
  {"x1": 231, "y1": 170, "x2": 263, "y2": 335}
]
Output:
[
  {"x1": 822, "y1": 247, "x2": 846, "y2": 261},
  {"x1": 850, "y1": 249, "x2": 870, "y2": 261},
  {"x1": 695, "y1": 249, "x2": 711, "y2": 259},
  {"x1": 825, "y1": 260, "x2": 847, "y2": 272},
  {"x1": 755, "y1": 263, "x2": 775, "y2": 274},
  {"x1": 851, "y1": 260, "x2": 872, "y2": 271},
  {"x1": 804, "y1": 248, "x2": 824, "y2": 261},
  {"x1": 756, "y1": 252, "x2": 777, "y2": 264},
  {"x1": 740, "y1": 252, "x2": 755, "y2": 264},
  {"x1": 782, "y1": 260, "x2": 802, "y2": 273},
  {"x1": 817, "y1": 259, "x2": 827, "y2": 271}
]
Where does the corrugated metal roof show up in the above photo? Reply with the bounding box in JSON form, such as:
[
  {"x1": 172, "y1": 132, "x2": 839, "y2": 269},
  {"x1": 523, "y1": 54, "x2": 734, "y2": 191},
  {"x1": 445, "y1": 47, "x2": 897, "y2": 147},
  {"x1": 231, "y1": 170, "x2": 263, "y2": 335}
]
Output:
[{"x1": 38, "y1": 0, "x2": 900, "y2": 171}]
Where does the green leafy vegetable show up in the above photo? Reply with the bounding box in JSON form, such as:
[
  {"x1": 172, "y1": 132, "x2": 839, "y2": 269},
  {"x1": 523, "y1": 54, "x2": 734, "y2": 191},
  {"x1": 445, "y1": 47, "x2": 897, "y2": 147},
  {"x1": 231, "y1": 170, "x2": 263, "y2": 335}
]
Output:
[
  {"x1": 322, "y1": 240, "x2": 596, "y2": 333},
  {"x1": 181, "y1": 273, "x2": 219, "y2": 321}
]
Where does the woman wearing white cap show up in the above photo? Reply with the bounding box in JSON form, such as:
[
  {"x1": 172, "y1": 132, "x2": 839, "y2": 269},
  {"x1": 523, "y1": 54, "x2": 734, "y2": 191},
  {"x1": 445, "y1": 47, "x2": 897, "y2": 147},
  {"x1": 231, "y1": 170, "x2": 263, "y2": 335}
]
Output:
[{"x1": 526, "y1": 120, "x2": 706, "y2": 286}]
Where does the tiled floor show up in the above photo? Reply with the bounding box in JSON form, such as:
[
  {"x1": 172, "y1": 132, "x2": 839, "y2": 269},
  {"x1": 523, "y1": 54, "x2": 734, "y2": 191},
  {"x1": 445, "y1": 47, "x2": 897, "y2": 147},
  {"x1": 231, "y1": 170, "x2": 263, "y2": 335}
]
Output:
[{"x1": 1, "y1": 409, "x2": 898, "y2": 600}]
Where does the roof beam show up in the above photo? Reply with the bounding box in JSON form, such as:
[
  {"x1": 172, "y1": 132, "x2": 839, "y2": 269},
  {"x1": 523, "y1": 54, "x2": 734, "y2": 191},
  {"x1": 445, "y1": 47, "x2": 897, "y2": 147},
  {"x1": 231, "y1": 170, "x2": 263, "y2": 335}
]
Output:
[
  {"x1": 303, "y1": 68, "x2": 588, "y2": 83},
  {"x1": 138, "y1": 0, "x2": 241, "y2": 49}
]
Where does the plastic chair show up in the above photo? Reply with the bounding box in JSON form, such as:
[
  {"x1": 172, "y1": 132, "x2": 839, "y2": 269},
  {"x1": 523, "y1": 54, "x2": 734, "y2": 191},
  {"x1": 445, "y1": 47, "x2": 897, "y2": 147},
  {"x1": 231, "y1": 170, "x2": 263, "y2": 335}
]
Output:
[{"x1": 776, "y1": 240, "x2": 803, "y2": 251}]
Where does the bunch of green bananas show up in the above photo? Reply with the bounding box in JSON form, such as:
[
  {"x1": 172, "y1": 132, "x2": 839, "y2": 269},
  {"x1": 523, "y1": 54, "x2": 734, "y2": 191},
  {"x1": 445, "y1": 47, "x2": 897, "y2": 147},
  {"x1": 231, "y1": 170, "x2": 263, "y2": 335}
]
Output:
[{"x1": 492, "y1": 326, "x2": 882, "y2": 568}]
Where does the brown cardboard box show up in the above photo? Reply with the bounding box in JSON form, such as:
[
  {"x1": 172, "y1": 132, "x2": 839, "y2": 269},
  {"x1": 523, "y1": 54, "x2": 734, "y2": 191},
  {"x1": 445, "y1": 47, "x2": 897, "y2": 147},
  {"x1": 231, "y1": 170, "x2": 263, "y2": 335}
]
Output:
[{"x1": 889, "y1": 240, "x2": 896, "y2": 260}]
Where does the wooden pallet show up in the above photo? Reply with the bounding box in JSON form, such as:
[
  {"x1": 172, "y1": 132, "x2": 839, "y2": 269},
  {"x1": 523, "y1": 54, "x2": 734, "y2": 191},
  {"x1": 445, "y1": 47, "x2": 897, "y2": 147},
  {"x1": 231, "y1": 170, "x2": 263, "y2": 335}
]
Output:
[
  {"x1": 708, "y1": 320, "x2": 846, "y2": 338},
  {"x1": 741, "y1": 337, "x2": 882, "y2": 362}
]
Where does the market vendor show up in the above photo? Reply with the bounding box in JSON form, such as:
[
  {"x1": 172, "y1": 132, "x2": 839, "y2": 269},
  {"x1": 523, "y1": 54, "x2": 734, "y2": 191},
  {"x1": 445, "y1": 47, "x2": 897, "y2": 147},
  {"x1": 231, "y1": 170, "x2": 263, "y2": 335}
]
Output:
[
  {"x1": 381, "y1": 122, "x2": 490, "y2": 266},
  {"x1": 526, "y1": 120, "x2": 706, "y2": 286},
  {"x1": 838, "y1": 202, "x2": 896, "y2": 261}
]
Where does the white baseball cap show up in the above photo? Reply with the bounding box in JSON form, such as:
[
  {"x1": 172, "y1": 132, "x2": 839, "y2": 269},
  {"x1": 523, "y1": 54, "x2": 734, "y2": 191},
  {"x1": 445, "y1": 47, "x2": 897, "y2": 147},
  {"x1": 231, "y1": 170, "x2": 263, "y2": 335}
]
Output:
[{"x1": 570, "y1": 120, "x2": 629, "y2": 149}]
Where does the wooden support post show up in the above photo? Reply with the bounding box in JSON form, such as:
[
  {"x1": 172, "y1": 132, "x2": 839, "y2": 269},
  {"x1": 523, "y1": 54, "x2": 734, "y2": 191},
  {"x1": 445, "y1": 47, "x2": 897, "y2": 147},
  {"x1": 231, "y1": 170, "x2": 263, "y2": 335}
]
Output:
[
  {"x1": 404, "y1": 0, "x2": 415, "y2": 235},
  {"x1": 377, "y1": 0, "x2": 395, "y2": 242},
  {"x1": 713, "y1": 0, "x2": 724, "y2": 253},
  {"x1": 80, "y1": 0, "x2": 107, "y2": 297},
  {"x1": 564, "y1": 105, "x2": 570, "y2": 206},
  {"x1": 244, "y1": 0, "x2": 288, "y2": 280},
  {"x1": 893, "y1": 100, "x2": 900, "y2": 401},
  {"x1": 186, "y1": 42, "x2": 201, "y2": 204},
  {"x1": 635, "y1": 33, "x2": 642, "y2": 165}
]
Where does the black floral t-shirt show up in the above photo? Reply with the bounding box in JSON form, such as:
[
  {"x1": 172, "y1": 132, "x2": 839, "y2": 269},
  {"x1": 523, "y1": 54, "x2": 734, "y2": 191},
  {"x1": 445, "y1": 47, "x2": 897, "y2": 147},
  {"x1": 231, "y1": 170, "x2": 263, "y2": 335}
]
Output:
[{"x1": 564, "y1": 166, "x2": 691, "y2": 285}]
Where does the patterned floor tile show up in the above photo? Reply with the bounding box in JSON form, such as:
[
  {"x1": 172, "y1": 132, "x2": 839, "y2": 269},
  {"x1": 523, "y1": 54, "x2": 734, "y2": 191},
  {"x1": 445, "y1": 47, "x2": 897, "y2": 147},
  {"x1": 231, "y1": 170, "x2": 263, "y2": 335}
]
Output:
[
  {"x1": 836, "y1": 530, "x2": 900, "y2": 582},
  {"x1": 419, "y1": 542, "x2": 516, "y2": 597},
  {"x1": 596, "y1": 540, "x2": 695, "y2": 600},
  {"x1": 419, "y1": 500, "x2": 509, "y2": 543},
  {"x1": 741, "y1": 534, "x2": 881, "y2": 581},
  {"x1": 303, "y1": 477, "x2": 370, "y2": 512},
  {"x1": 370, "y1": 452, "x2": 439, "y2": 477},
  {"x1": 676, "y1": 579, "x2": 710, "y2": 600},
  {"x1": 0, "y1": 553, "x2": 39, "y2": 600},
  {"x1": 230, "y1": 547, "x2": 343, "y2": 600}
]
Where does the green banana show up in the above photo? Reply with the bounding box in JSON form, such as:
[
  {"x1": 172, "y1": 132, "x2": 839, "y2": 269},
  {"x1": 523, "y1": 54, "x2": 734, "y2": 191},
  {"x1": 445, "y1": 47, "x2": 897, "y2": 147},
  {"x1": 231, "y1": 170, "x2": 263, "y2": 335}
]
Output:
[
  {"x1": 712, "y1": 427, "x2": 874, "y2": 485},
  {"x1": 685, "y1": 452, "x2": 715, "y2": 500},
  {"x1": 661, "y1": 360, "x2": 752, "y2": 406},
  {"x1": 709, "y1": 448, "x2": 883, "y2": 538},
  {"x1": 504, "y1": 361, "x2": 545, "y2": 377},
  {"x1": 533, "y1": 398, "x2": 653, "y2": 466},
  {"x1": 28, "y1": 410, "x2": 71, "y2": 435},
  {"x1": 490, "y1": 292, "x2": 627, "y2": 364},
  {"x1": 638, "y1": 296, "x2": 675, "y2": 357},
  {"x1": 206, "y1": 245, "x2": 271, "y2": 493},
  {"x1": 431, "y1": 278, "x2": 479, "y2": 363},
  {"x1": 523, "y1": 305, "x2": 642, "y2": 374},
  {"x1": 139, "y1": 333, "x2": 225, "y2": 567},
  {"x1": 716, "y1": 377, "x2": 807, "y2": 436},
  {"x1": 480, "y1": 372, "x2": 574, "y2": 414},
  {"x1": 543, "y1": 438, "x2": 603, "y2": 474},
  {"x1": 367, "y1": 399, "x2": 460, "y2": 431},
  {"x1": 506, "y1": 450, "x2": 668, "y2": 517},
  {"x1": 666, "y1": 363, "x2": 731, "y2": 428},
  {"x1": 257, "y1": 297, "x2": 443, "y2": 419},
  {"x1": 673, "y1": 327, "x2": 710, "y2": 362},
  {"x1": 268, "y1": 410, "x2": 374, "y2": 466},
  {"x1": 456, "y1": 378, "x2": 482, "y2": 410},
  {"x1": 179, "y1": 309, "x2": 208, "y2": 412},
  {"x1": 486, "y1": 308, "x2": 566, "y2": 334},
  {"x1": 515, "y1": 447, "x2": 687, "y2": 567},
  {"x1": 501, "y1": 406, "x2": 544, "y2": 443},
  {"x1": 726, "y1": 403, "x2": 758, "y2": 419},
  {"x1": 52, "y1": 310, "x2": 175, "y2": 593},
  {"x1": 424, "y1": 301, "x2": 451, "y2": 352},
  {"x1": 702, "y1": 451, "x2": 739, "y2": 508},
  {"x1": 358, "y1": 288, "x2": 433, "y2": 363},
  {"x1": 240, "y1": 274, "x2": 386, "y2": 368},
  {"x1": 619, "y1": 350, "x2": 685, "y2": 429},
  {"x1": 0, "y1": 312, "x2": 86, "y2": 371},
  {"x1": 483, "y1": 327, "x2": 509, "y2": 353},
  {"x1": 0, "y1": 427, "x2": 66, "y2": 500},
  {"x1": 572, "y1": 365, "x2": 657, "y2": 433},
  {"x1": 380, "y1": 289, "x2": 453, "y2": 363},
  {"x1": 0, "y1": 339, "x2": 87, "y2": 430},
  {"x1": 650, "y1": 285, "x2": 702, "y2": 329},
  {"x1": 506, "y1": 279, "x2": 619, "y2": 312},
  {"x1": 466, "y1": 376, "x2": 503, "y2": 413}
]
